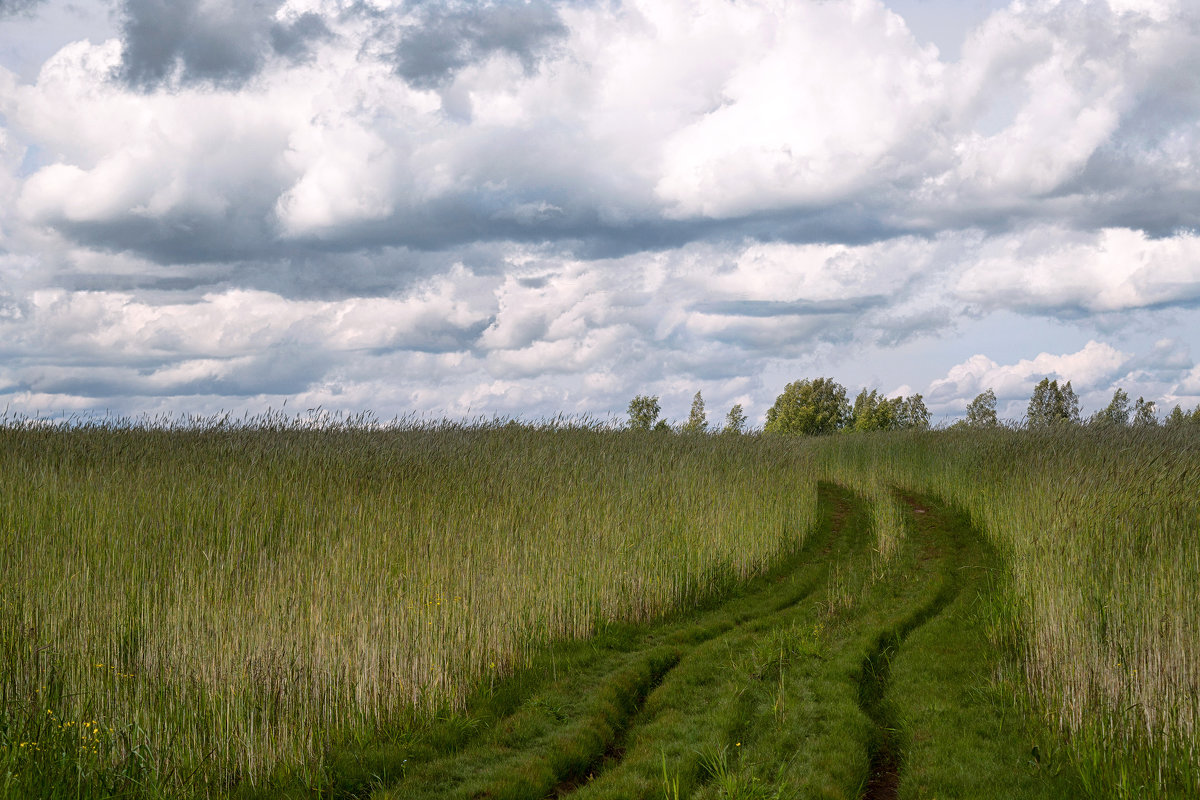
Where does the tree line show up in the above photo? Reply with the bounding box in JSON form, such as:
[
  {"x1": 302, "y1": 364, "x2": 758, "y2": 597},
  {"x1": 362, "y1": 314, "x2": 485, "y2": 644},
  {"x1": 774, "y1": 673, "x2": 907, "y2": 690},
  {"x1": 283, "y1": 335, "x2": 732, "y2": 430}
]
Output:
[
  {"x1": 953, "y1": 378, "x2": 1200, "y2": 430},
  {"x1": 627, "y1": 376, "x2": 1200, "y2": 435}
]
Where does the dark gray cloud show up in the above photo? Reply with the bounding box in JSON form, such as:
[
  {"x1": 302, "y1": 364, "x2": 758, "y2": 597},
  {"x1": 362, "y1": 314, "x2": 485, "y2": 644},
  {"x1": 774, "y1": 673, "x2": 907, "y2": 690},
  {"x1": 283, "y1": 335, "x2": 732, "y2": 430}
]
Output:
[
  {"x1": 0, "y1": 0, "x2": 46, "y2": 18},
  {"x1": 15, "y1": 346, "x2": 335, "y2": 397},
  {"x1": 42, "y1": 244, "x2": 499, "y2": 302},
  {"x1": 690, "y1": 297, "x2": 889, "y2": 318},
  {"x1": 52, "y1": 208, "x2": 284, "y2": 264},
  {"x1": 39, "y1": 198, "x2": 922, "y2": 282},
  {"x1": 386, "y1": 0, "x2": 568, "y2": 88},
  {"x1": 117, "y1": 0, "x2": 330, "y2": 89},
  {"x1": 1051, "y1": 82, "x2": 1200, "y2": 237},
  {"x1": 270, "y1": 12, "x2": 332, "y2": 61}
]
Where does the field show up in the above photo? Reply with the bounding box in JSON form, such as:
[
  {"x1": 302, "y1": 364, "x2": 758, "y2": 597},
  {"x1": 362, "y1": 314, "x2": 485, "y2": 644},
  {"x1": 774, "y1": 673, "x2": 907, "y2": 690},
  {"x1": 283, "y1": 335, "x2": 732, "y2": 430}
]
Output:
[{"x1": 1, "y1": 417, "x2": 1197, "y2": 798}]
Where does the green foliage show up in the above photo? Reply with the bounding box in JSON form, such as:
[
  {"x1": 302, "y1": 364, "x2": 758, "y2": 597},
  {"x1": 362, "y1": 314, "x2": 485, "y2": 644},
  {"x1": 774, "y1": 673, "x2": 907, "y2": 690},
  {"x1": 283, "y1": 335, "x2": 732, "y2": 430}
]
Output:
[
  {"x1": 897, "y1": 393, "x2": 931, "y2": 430},
  {"x1": 681, "y1": 392, "x2": 708, "y2": 434},
  {"x1": 851, "y1": 389, "x2": 899, "y2": 432},
  {"x1": 723, "y1": 404, "x2": 747, "y2": 435},
  {"x1": 764, "y1": 378, "x2": 850, "y2": 436},
  {"x1": 1093, "y1": 389, "x2": 1167, "y2": 430},
  {"x1": 1026, "y1": 378, "x2": 1080, "y2": 428},
  {"x1": 851, "y1": 390, "x2": 929, "y2": 432},
  {"x1": 1163, "y1": 404, "x2": 1200, "y2": 428},
  {"x1": 627, "y1": 395, "x2": 661, "y2": 430},
  {"x1": 1093, "y1": 388, "x2": 1131, "y2": 427},
  {"x1": 965, "y1": 388, "x2": 999, "y2": 428},
  {"x1": 1133, "y1": 396, "x2": 1157, "y2": 427},
  {"x1": 1165, "y1": 405, "x2": 1187, "y2": 428}
]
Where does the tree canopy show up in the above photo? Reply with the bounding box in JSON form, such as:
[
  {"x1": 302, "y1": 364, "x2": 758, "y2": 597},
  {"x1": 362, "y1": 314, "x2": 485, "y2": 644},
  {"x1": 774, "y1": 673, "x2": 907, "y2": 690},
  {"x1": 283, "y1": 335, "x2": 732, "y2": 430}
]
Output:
[
  {"x1": 1166, "y1": 405, "x2": 1187, "y2": 427},
  {"x1": 681, "y1": 391, "x2": 708, "y2": 434},
  {"x1": 1164, "y1": 404, "x2": 1200, "y2": 427},
  {"x1": 851, "y1": 389, "x2": 898, "y2": 432},
  {"x1": 765, "y1": 378, "x2": 850, "y2": 436},
  {"x1": 1133, "y1": 397, "x2": 1158, "y2": 427},
  {"x1": 625, "y1": 379, "x2": 1183, "y2": 437},
  {"x1": 851, "y1": 389, "x2": 930, "y2": 432},
  {"x1": 965, "y1": 389, "x2": 998, "y2": 428},
  {"x1": 1026, "y1": 378, "x2": 1080, "y2": 428},
  {"x1": 723, "y1": 403, "x2": 747, "y2": 434},
  {"x1": 897, "y1": 394, "x2": 931, "y2": 430},
  {"x1": 627, "y1": 395, "x2": 660, "y2": 431},
  {"x1": 1093, "y1": 388, "x2": 1131, "y2": 427}
]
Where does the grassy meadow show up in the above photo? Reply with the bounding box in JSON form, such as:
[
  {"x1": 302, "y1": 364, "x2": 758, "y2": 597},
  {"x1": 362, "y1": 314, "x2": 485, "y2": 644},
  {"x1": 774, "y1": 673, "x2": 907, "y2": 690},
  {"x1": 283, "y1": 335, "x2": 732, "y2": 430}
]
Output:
[{"x1": 0, "y1": 414, "x2": 1197, "y2": 797}]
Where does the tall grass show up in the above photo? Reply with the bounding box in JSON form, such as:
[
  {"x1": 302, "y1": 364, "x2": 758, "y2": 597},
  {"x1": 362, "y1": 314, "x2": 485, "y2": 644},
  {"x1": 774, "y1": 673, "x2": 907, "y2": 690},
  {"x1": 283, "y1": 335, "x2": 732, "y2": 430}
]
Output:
[
  {"x1": 0, "y1": 415, "x2": 816, "y2": 795},
  {"x1": 811, "y1": 425, "x2": 1200, "y2": 795},
  {"x1": 1, "y1": 415, "x2": 1197, "y2": 796}
]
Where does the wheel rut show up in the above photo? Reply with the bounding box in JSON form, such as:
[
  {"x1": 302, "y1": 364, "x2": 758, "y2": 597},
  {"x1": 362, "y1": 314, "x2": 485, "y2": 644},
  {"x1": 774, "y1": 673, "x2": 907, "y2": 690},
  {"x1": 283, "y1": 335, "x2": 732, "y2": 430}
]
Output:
[
  {"x1": 857, "y1": 497, "x2": 964, "y2": 800},
  {"x1": 358, "y1": 483, "x2": 928, "y2": 800},
  {"x1": 546, "y1": 487, "x2": 857, "y2": 797}
]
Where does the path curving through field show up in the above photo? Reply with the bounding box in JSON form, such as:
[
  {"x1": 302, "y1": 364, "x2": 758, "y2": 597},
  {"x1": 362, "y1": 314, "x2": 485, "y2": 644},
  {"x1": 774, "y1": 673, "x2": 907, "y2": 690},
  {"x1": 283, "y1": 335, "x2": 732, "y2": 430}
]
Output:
[{"x1": 294, "y1": 484, "x2": 1070, "y2": 800}]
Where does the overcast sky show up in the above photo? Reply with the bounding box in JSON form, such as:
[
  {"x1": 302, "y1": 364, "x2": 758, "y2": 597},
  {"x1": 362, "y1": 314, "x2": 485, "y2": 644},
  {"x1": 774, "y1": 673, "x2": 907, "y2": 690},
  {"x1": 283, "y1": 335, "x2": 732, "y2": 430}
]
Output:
[{"x1": 1, "y1": 0, "x2": 1199, "y2": 426}]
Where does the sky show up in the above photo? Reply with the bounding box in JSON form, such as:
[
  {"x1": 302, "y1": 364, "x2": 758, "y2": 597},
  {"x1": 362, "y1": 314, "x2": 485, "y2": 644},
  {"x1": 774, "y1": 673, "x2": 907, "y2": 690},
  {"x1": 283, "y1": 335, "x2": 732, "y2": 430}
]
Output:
[{"x1": 1, "y1": 0, "x2": 1199, "y2": 427}]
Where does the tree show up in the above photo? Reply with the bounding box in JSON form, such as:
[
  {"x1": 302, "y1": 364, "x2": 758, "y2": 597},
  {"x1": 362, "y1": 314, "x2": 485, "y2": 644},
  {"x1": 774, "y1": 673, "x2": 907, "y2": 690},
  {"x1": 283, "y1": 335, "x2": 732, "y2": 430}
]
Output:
[
  {"x1": 764, "y1": 378, "x2": 850, "y2": 436},
  {"x1": 965, "y1": 389, "x2": 998, "y2": 428},
  {"x1": 898, "y1": 393, "x2": 931, "y2": 430},
  {"x1": 851, "y1": 389, "x2": 899, "y2": 432},
  {"x1": 1026, "y1": 378, "x2": 1080, "y2": 428},
  {"x1": 723, "y1": 403, "x2": 747, "y2": 434},
  {"x1": 681, "y1": 391, "x2": 708, "y2": 434},
  {"x1": 653, "y1": 419, "x2": 672, "y2": 432},
  {"x1": 627, "y1": 395, "x2": 660, "y2": 431},
  {"x1": 1093, "y1": 388, "x2": 1131, "y2": 427},
  {"x1": 1060, "y1": 381, "x2": 1081, "y2": 424},
  {"x1": 1163, "y1": 403, "x2": 1200, "y2": 427},
  {"x1": 1133, "y1": 397, "x2": 1157, "y2": 427},
  {"x1": 1165, "y1": 405, "x2": 1187, "y2": 428},
  {"x1": 850, "y1": 389, "x2": 929, "y2": 432}
]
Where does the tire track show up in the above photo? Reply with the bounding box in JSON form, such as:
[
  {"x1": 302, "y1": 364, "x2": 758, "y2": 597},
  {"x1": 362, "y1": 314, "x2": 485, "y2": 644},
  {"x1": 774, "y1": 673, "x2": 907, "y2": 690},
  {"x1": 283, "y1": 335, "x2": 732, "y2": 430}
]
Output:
[
  {"x1": 857, "y1": 497, "x2": 965, "y2": 800},
  {"x1": 551, "y1": 485, "x2": 862, "y2": 798},
  {"x1": 361, "y1": 484, "x2": 863, "y2": 799}
]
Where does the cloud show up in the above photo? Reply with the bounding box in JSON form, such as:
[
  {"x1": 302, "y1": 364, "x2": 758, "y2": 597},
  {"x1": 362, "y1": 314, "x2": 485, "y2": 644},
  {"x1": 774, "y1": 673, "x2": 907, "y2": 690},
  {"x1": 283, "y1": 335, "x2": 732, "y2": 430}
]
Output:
[
  {"x1": 1174, "y1": 366, "x2": 1200, "y2": 399},
  {"x1": 270, "y1": 11, "x2": 332, "y2": 61},
  {"x1": 0, "y1": 234, "x2": 965, "y2": 415},
  {"x1": 926, "y1": 340, "x2": 1137, "y2": 420},
  {"x1": 0, "y1": 0, "x2": 46, "y2": 18},
  {"x1": 653, "y1": 0, "x2": 945, "y2": 220},
  {"x1": 116, "y1": 0, "x2": 330, "y2": 89},
  {"x1": 1125, "y1": 338, "x2": 1193, "y2": 381},
  {"x1": 3, "y1": 0, "x2": 1199, "y2": 263},
  {"x1": 955, "y1": 227, "x2": 1200, "y2": 316},
  {"x1": 382, "y1": 0, "x2": 567, "y2": 89},
  {"x1": 3, "y1": 0, "x2": 1200, "y2": 422}
]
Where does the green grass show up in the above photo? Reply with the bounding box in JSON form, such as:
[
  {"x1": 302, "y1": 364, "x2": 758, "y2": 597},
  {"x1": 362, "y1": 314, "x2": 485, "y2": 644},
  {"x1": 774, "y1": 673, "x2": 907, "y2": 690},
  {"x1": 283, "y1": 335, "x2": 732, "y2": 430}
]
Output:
[
  {"x1": 811, "y1": 426, "x2": 1200, "y2": 797},
  {"x1": 1, "y1": 416, "x2": 1197, "y2": 797},
  {"x1": 0, "y1": 418, "x2": 817, "y2": 796},
  {"x1": 884, "y1": 493, "x2": 1071, "y2": 799},
  {"x1": 302, "y1": 483, "x2": 1074, "y2": 799}
]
